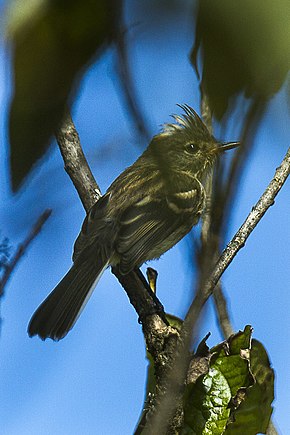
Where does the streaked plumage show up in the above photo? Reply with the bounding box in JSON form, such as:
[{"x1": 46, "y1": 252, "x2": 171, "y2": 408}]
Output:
[{"x1": 28, "y1": 105, "x2": 239, "y2": 340}]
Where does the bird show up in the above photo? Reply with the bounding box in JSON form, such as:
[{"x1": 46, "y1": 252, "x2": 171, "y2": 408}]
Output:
[{"x1": 28, "y1": 105, "x2": 239, "y2": 341}]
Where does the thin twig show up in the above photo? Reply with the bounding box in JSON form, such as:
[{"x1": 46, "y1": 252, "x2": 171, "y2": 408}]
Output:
[
  {"x1": 0, "y1": 209, "x2": 52, "y2": 297},
  {"x1": 114, "y1": 8, "x2": 151, "y2": 141},
  {"x1": 213, "y1": 284, "x2": 234, "y2": 337},
  {"x1": 200, "y1": 91, "x2": 214, "y2": 246},
  {"x1": 266, "y1": 419, "x2": 279, "y2": 435}
]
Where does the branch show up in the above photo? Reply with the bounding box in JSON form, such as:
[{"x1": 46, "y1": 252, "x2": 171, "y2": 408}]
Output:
[
  {"x1": 0, "y1": 209, "x2": 52, "y2": 297},
  {"x1": 55, "y1": 111, "x2": 101, "y2": 211},
  {"x1": 213, "y1": 283, "x2": 234, "y2": 337}
]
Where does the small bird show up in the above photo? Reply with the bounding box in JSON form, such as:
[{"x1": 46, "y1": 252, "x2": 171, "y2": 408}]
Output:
[{"x1": 28, "y1": 105, "x2": 239, "y2": 340}]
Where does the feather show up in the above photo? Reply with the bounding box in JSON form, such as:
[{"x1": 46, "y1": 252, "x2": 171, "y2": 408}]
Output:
[
  {"x1": 116, "y1": 192, "x2": 201, "y2": 274},
  {"x1": 28, "y1": 255, "x2": 109, "y2": 340}
]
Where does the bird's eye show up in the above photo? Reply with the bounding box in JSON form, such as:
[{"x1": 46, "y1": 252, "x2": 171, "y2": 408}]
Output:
[{"x1": 185, "y1": 143, "x2": 198, "y2": 154}]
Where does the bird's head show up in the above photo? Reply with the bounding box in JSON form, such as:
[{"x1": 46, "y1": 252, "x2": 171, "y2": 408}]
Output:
[{"x1": 148, "y1": 105, "x2": 239, "y2": 179}]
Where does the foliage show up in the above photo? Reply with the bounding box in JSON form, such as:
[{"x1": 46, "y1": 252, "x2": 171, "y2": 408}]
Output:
[{"x1": 137, "y1": 323, "x2": 274, "y2": 435}]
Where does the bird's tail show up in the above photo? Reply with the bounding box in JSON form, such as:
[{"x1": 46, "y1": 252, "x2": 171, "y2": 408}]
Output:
[{"x1": 28, "y1": 257, "x2": 109, "y2": 341}]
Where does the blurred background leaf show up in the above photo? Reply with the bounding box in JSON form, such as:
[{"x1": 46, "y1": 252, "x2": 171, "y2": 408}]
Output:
[
  {"x1": 192, "y1": 0, "x2": 290, "y2": 119},
  {"x1": 8, "y1": 0, "x2": 119, "y2": 191}
]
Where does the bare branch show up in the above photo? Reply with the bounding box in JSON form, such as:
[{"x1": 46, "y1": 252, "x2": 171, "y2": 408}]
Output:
[
  {"x1": 0, "y1": 209, "x2": 52, "y2": 297},
  {"x1": 55, "y1": 111, "x2": 101, "y2": 212}
]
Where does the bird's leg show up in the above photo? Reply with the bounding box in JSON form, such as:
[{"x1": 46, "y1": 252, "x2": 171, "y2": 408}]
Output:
[
  {"x1": 133, "y1": 267, "x2": 169, "y2": 325},
  {"x1": 111, "y1": 266, "x2": 169, "y2": 326}
]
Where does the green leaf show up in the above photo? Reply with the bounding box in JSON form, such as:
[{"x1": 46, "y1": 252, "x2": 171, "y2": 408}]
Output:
[
  {"x1": 183, "y1": 366, "x2": 232, "y2": 434},
  {"x1": 183, "y1": 326, "x2": 254, "y2": 435},
  {"x1": 8, "y1": 0, "x2": 117, "y2": 190},
  {"x1": 224, "y1": 339, "x2": 274, "y2": 435}
]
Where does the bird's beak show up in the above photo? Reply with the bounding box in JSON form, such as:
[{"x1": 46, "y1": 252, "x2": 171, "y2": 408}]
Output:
[{"x1": 217, "y1": 141, "x2": 240, "y2": 152}]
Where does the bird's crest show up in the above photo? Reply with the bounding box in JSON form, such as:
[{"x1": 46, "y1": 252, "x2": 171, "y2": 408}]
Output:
[{"x1": 161, "y1": 104, "x2": 212, "y2": 142}]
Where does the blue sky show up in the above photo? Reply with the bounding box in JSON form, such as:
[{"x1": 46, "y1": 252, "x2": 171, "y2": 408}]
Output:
[{"x1": 1, "y1": 2, "x2": 290, "y2": 434}]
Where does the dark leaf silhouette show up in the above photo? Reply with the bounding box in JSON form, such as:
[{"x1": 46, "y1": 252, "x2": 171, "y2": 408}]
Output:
[
  {"x1": 192, "y1": 0, "x2": 290, "y2": 118},
  {"x1": 9, "y1": 0, "x2": 119, "y2": 190}
]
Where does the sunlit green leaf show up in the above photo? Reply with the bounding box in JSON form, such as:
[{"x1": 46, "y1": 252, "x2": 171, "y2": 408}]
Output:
[{"x1": 183, "y1": 326, "x2": 253, "y2": 435}]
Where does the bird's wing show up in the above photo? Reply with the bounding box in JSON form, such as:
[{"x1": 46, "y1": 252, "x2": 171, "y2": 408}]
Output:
[
  {"x1": 116, "y1": 188, "x2": 202, "y2": 274},
  {"x1": 72, "y1": 192, "x2": 113, "y2": 262}
]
